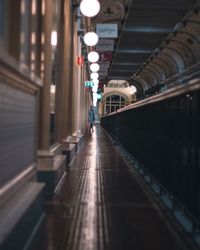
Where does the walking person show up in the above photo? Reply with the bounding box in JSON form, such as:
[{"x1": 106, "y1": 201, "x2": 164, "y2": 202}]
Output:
[{"x1": 88, "y1": 105, "x2": 95, "y2": 132}]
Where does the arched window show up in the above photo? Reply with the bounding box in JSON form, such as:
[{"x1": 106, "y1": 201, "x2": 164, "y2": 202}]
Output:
[{"x1": 105, "y1": 95, "x2": 126, "y2": 114}]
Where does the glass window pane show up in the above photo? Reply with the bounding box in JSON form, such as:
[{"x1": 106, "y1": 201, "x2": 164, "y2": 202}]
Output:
[
  {"x1": 111, "y1": 95, "x2": 120, "y2": 102},
  {"x1": 106, "y1": 106, "x2": 110, "y2": 113},
  {"x1": 111, "y1": 106, "x2": 115, "y2": 113}
]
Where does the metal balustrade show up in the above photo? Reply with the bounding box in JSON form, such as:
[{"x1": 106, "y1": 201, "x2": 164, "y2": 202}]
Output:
[{"x1": 101, "y1": 79, "x2": 200, "y2": 222}]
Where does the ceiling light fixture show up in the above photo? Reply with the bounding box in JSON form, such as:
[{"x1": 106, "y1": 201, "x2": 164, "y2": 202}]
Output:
[
  {"x1": 90, "y1": 63, "x2": 100, "y2": 72},
  {"x1": 91, "y1": 72, "x2": 99, "y2": 79},
  {"x1": 84, "y1": 32, "x2": 99, "y2": 46},
  {"x1": 80, "y1": 0, "x2": 100, "y2": 17},
  {"x1": 88, "y1": 51, "x2": 99, "y2": 63}
]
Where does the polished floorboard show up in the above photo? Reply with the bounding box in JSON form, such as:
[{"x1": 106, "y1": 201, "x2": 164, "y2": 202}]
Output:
[{"x1": 43, "y1": 125, "x2": 194, "y2": 250}]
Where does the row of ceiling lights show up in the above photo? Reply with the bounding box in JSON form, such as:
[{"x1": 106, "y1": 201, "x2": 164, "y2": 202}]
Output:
[
  {"x1": 80, "y1": 0, "x2": 100, "y2": 82},
  {"x1": 80, "y1": 0, "x2": 101, "y2": 105}
]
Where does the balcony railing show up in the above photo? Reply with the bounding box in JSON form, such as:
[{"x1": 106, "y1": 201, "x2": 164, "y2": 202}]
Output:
[{"x1": 101, "y1": 78, "x2": 200, "y2": 222}]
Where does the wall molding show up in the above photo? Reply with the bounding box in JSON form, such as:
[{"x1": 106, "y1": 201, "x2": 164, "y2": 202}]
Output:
[{"x1": 0, "y1": 49, "x2": 42, "y2": 95}]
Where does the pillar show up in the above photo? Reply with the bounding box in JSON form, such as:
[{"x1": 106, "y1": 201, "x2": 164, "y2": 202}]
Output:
[
  {"x1": 39, "y1": 0, "x2": 53, "y2": 150},
  {"x1": 55, "y1": 0, "x2": 72, "y2": 142}
]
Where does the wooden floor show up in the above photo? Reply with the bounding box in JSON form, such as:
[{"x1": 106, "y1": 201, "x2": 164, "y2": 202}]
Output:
[{"x1": 43, "y1": 124, "x2": 196, "y2": 250}]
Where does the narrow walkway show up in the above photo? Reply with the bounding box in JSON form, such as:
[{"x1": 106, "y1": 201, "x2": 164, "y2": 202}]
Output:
[{"x1": 44, "y1": 125, "x2": 195, "y2": 250}]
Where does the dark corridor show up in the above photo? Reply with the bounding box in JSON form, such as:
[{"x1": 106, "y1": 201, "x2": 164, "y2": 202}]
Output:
[{"x1": 43, "y1": 125, "x2": 196, "y2": 250}]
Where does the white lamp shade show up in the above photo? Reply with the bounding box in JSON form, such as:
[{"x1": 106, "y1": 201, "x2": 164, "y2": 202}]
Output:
[
  {"x1": 90, "y1": 63, "x2": 100, "y2": 72},
  {"x1": 93, "y1": 79, "x2": 99, "y2": 85},
  {"x1": 92, "y1": 86, "x2": 98, "y2": 92},
  {"x1": 88, "y1": 51, "x2": 99, "y2": 63},
  {"x1": 91, "y1": 72, "x2": 99, "y2": 79},
  {"x1": 80, "y1": 0, "x2": 100, "y2": 17},
  {"x1": 84, "y1": 32, "x2": 99, "y2": 46}
]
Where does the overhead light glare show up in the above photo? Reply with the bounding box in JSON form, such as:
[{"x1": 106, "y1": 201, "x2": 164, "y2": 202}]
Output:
[{"x1": 80, "y1": 0, "x2": 100, "y2": 17}]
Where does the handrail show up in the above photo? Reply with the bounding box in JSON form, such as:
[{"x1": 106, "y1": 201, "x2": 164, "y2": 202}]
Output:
[{"x1": 102, "y1": 78, "x2": 200, "y2": 117}]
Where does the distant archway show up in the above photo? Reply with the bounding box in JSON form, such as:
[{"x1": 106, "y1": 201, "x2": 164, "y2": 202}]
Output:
[{"x1": 102, "y1": 92, "x2": 129, "y2": 114}]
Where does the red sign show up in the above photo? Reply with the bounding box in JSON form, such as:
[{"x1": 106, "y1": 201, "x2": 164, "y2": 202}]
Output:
[
  {"x1": 76, "y1": 56, "x2": 84, "y2": 66},
  {"x1": 99, "y1": 52, "x2": 112, "y2": 62}
]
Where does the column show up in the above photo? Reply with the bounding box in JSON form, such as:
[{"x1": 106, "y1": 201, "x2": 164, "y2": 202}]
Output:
[{"x1": 39, "y1": 0, "x2": 53, "y2": 150}]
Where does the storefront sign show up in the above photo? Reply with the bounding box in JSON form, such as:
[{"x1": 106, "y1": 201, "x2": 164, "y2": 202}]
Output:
[
  {"x1": 77, "y1": 56, "x2": 84, "y2": 66},
  {"x1": 96, "y1": 39, "x2": 114, "y2": 51},
  {"x1": 99, "y1": 63, "x2": 110, "y2": 70},
  {"x1": 99, "y1": 52, "x2": 113, "y2": 62},
  {"x1": 84, "y1": 81, "x2": 94, "y2": 87},
  {"x1": 99, "y1": 69, "x2": 108, "y2": 76},
  {"x1": 96, "y1": 24, "x2": 118, "y2": 38},
  {"x1": 99, "y1": 75, "x2": 107, "y2": 79}
]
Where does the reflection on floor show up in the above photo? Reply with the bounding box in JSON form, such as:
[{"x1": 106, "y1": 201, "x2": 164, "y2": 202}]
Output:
[{"x1": 43, "y1": 125, "x2": 195, "y2": 250}]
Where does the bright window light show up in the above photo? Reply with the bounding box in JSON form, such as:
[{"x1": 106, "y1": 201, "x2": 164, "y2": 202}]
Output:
[
  {"x1": 84, "y1": 32, "x2": 99, "y2": 46},
  {"x1": 51, "y1": 31, "x2": 57, "y2": 46},
  {"x1": 88, "y1": 51, "x2": 99, "y2": 63},
  {"x1": 91, "y1": 72, "x2": 99, "y2": 80},
  {"x1": 90, "y1": 63, "x2": 100, "y2": 72},
  {"x1": 80, "y1": 0, "x2": 100, "y2": 17}
]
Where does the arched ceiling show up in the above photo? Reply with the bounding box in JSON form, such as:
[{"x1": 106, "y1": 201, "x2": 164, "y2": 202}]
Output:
[{"x1": 82, "y1": 0, "x2": 200, "y2": 94}]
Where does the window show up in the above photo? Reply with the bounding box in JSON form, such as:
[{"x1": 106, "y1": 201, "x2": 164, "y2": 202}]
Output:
[{"x1": 105, "y1": 94, "x2": 127, "y2": 114}]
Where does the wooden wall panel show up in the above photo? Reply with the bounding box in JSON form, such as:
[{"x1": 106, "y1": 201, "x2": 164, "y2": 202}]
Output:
[{"x1": 0, "y1": 81, "x2": 36, "y2": 188}]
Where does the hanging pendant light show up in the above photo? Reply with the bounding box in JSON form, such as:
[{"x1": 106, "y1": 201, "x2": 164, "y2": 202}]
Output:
[
  {"x1": 91, "y1": 72, "x2": 99, "y2": 80},
  {"x1": 90, "y1": 63, "x2": 100, "y2": 72},
  {"x1": 84, "y1": 32, "x2": 99, "y2": 46},
  {"x1": 88, "y1": 51, "x2": 99, "y2": 63},
  {"x1": 80, "y1": 0, "x2": 100, "y2": 17},
  {"x1": 93, "y1": 79, "x2": 99, "y2": 85}
]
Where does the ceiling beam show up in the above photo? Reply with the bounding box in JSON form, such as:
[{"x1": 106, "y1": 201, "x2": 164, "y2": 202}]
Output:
[
  {"x1": 110, "y1": 69, "x2": 135, "y2": 73},
  {"x1": 124, "y1": 27, "x2": 171, "y2": 33},
  {"x1": 117, "y1": 49, "x2": 154, "y2": 54},
  {"x1": 111, "y1": 62, "x2": 142, "y2": 66}
]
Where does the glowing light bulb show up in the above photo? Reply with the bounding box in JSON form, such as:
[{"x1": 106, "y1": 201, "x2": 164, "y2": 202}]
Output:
[
  {"x1": 90, "y1": 63, "x2": 100, "y2": 72},
  {"x1": 88, "y1": 51, "x2": 99, "y2": 63},
  {"x1": 84, "y1": 32, "x2": 99, "y2": 46},
  {"x1": 93, "y1": 79, "x2": 99, "y2": 85},
  {"x1": 80, "y1": 0, "x2": 100, "y2": 17},
  {"x1": 91, "y1": 72, "x2": 99, "y2": 79}
]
